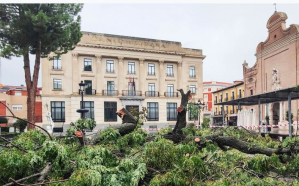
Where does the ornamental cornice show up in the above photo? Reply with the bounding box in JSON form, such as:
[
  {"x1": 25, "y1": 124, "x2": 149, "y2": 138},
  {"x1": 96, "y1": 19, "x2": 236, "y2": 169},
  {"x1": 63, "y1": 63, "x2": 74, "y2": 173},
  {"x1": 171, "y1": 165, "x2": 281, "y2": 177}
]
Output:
[
  {"x1": 95, "y1": 55, "x2": 102, "y2": 61},
  {"x1": 118, "y1": 56, "x2": 124, "y2": 62},
  {"x1": 159, "y1": 60, "x2": 164, "y2": 65},
  {"x1": 139, "y1": 58, "x2": 145, "y2": 64}
]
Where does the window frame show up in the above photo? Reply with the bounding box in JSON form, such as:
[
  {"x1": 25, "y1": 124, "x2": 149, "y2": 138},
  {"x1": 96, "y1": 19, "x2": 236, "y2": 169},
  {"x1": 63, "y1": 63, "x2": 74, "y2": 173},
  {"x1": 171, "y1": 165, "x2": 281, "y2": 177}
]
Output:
[
  {"x1": 148, "y1": 63, "x2": 155, "y2": 75},
  {"x1": 81, "y1": 101, "x2": 94, "y2": 120},
  {"x1": 53, "y1": 56, "x2": 61, "y2": 70},
  {"x1": 12, "y1": 105, "x2": 22, "y2": 110},
  {"x1": 190, "y1": 85, "x2": 196, "y2": 94},
  {"x1": 167, "y1": 65, "x2": 174, "y2": 76},
  {"x1": 51, "y1": 101, "x2": 65, "y2": 122},
  {"x1": 104, "y1": 102, "x2": 117, "y2": 121},
  {"x1": 106, "y1": 60, "x2": 114, "y2": 73},
  {"x1": 189, "y1": 66, "x2": 195, "y2": 77},
  {"x1": 147, "y1": 102, "x2": 159, "y2": 121},
  {"x1": 84, "y1": 58, "x2": 92, "y2": 71},
  {"x1": 53, "y1": 79, "x2": 62, "y2": 90},
  {"x1": 14, "y1": 92, "x2": 22, "y2": 96},
  {"x1": 167, "y1": 102, "x2": 177, "y2": 121},
  {"x1": 128, "y1": 62, "x2": 135, "y2": 74}
]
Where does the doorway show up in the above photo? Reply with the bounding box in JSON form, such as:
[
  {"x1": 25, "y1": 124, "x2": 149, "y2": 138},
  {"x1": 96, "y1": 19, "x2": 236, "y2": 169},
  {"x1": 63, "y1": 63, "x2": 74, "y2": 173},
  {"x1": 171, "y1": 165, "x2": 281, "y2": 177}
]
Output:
[{"x1": 272, "y1": 102, "x2": 280, "y2": 124}]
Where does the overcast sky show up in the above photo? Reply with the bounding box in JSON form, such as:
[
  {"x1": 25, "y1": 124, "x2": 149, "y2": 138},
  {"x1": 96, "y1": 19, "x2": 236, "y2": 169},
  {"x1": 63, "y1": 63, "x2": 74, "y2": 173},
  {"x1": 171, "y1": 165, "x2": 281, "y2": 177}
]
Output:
[{"x1": 1, "y1": 3, "x2": 299, "y2": 86}]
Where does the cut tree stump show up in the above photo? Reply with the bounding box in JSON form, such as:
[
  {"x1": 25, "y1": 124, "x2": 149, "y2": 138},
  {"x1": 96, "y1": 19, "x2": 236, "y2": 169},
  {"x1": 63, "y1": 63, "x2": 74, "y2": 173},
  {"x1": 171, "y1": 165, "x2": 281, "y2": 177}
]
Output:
[{"x1": 116, "y1": 108, "x2": 137, "y2": 124}]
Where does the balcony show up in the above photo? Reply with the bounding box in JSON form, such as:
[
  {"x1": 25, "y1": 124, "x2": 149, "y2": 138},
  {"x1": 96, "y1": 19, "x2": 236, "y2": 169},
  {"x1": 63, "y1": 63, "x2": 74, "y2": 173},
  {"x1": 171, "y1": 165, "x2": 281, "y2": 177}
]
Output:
[
  {"x1": 164, "y1": 92, "x2": 178, "y2": 97},
  {"x1": 148, "y1": 72, "x2": 155, "y2": 75},
  {"x1": 166, "y1": 73, "x2": 174, "y2": 77},
  {"x1": 145, "y1": 91, "x2": 159, "y2": 97},
  {"x1": 52, "y1": 66, "x2": 62, "y2": 70},
  {"x1": 122, "y1": 90, "x2": 142, "y2": 96},
  {"x1": 102, "y1": 90, "x2": 118, "y2": 96},
  {"x1": 189, "y1": 74, "x2": 196, "y2": 78},
  {"x1": 106, "y1": 69, "x2": 115, "y2": 73},
  {"x1": 79, "y1": 89, "x2": 96, "y2": 95},
  {"x1": 128, "y1": 71, "x2": 136, "y2": 75},
  {"x1": 84, "y1": 65, "x2": 92, "y2": 71}
]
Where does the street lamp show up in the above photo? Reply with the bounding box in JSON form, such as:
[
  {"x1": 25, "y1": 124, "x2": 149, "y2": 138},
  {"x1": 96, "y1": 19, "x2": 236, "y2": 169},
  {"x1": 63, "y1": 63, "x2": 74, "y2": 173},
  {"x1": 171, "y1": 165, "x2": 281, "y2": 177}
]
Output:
[{"x1": 76, "y1": 81, "x2": 89, "y2": 118}]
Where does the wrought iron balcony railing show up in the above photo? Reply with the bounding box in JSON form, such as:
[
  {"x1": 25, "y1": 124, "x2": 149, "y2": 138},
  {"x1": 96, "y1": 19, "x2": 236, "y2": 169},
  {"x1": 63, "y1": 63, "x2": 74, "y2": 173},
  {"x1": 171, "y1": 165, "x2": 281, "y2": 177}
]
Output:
[
  {"x1": 102, "y1": 90, "x2": 118, "y2": 96},
  {"x1": 122, "y1": 90, "x2": 142, "y2": 96},
  {"x1": 79, "y1": 89, "x2": 96, "y2": 95},
  {"x1": 145, "y1": 91, "x2": 159, "y2": 97}
]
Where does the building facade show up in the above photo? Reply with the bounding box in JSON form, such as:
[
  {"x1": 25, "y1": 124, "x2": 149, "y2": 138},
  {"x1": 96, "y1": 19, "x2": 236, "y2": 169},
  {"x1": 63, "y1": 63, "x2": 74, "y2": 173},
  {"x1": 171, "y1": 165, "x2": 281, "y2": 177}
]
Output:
[
  {"x1": 41, "y1": 32, "x2": 205, "y2": 130},
  {"x1": 243, "y1": 11, "x2": 299, "y2": 128},
  {"x1": 0, "y1": 85, "x2": 42, "y2": 129},
  {"x1": 203, "y1": 81, "x2": 232, "y2": 118},
  {"x1": 212, "y1": 81, "x2": 244, "y2": 125}
]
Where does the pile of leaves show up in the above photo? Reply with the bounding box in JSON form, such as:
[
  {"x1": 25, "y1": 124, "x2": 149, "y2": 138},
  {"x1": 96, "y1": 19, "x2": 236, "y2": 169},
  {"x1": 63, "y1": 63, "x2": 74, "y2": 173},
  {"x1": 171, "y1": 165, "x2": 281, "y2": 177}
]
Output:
[{"x1": 1, "y1": 125, "x2": 299, "y2": 185}]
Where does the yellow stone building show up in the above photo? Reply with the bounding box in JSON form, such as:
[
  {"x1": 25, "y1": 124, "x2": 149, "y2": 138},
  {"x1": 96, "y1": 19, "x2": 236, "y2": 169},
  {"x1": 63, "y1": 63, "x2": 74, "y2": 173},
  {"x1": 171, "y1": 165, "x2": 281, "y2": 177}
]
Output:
[{"x1": 212, "y1": 81, "x2": 244, "y2": 125}]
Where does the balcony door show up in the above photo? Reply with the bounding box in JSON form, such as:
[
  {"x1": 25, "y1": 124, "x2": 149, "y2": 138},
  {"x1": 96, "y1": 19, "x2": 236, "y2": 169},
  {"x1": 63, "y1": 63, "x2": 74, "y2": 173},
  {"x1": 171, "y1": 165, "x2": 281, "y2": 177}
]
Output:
[
  {"x1": 128, "y1": 82, "x2": 135, "y2": 96},
  {"x1": 149, "y1": 83, "x2": 155, "y2": 96},
  {"x1": 167, "y1": 84, "x2": 174, "y2": 97},
  {"x1": 107, "y1": 81, "x2": 114, "y2": 95},
  {"x1": 84, "y1": 80, "x2": 92, "y2": 95}
]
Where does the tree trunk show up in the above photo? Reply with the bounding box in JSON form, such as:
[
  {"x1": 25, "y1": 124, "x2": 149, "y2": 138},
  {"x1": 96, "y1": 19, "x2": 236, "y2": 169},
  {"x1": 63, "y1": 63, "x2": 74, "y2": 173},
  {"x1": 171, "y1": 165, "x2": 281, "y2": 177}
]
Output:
[
  {"x1": 23, "y1": 40, "x2": 41, "y2": 130},
  {"x1": 110, "y1": 123, "x2": 137, "y2": 136},
  {"x1": 172, "y1": 89, "x2": 191, "y2": 135}
]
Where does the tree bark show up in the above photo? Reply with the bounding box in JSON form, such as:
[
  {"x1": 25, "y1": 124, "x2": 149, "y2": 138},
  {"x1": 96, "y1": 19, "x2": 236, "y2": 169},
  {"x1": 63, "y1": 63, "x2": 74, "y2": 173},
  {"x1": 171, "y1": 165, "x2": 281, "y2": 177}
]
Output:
[
  {"x1": 23, "y1": 40, "x2": 41, "y2": 130},
  {"x1": 110, "y1": 123, "x2": 137, "y2": 136},
  {"x1": 37, "y1": 163, "x2": 52, "y2": 183},
  {"x1": 172, "y1": 89, "x2": 191, "y2": 135}
]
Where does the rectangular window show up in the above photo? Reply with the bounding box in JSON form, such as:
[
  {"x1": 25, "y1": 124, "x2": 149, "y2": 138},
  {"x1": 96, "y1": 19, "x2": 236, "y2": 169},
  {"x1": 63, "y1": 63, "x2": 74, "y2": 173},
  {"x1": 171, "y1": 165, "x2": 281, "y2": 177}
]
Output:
[
  {"x1": 226, "y1": 106, "x2": 228, "y2": 114},
  {"x1": 232, "y1": 91, "x2": 235, "y2": 100},
  {"x1": 104, "y1": 102, "x2": 117, "y2": 121},
  {"x1": 15, "y1": 92, "x2": 22, "y2": 96},
  {"x1": 84, "y1": 58, "x2": 92, "y2": 71},
  {"x1": 128, "y1": 62, "x2": 135, "y2": 74},
  {"x1": 215, "y1": 96, "x2": 218, "y2": 103},
  {"x1": 239, "y1": 89, "x2": 242, "y2": 98},
  {"x1": 167, "y1": 103, "x2": 177, "y2": 121},
  {"x1": 53, "y1": 79, "x2": 62, "y2": 90},
  {"x1": 147, "y1": 102, "x2": 159, "y2": 121},
  {"x1": 82, "y1": 101, "x2": 94, "y2": 120},
  {"x1": 51, "y1": 101, "x2": 65, "y2": 122},
  {"x1": 107, "y1": 81, "x2": 115, "y2": 95},
  {"x1": 106, "y1": 60, "x2": 114, "y2": 73},
  {"x1": 84, "y1": 80, "x2": 92, "y2": 95},
  {"x1": 190, "y1": 85, "x2": 196, "y2": 94},
  {"x1": 167, "y1": 84, "x2": 174, "y2": 97},
  {"x1": 167, "y1": 65, "x2": 174, "y2": 76},
  {"x1": 225, "y1": 92, "x2": 228, "y2": 101},
  {"x1": 148, "y1": 83, "x2": 155, "y2": 96},
  {"x1": 12, "y1": 105, "x2": 22, "y2": 110},
  {"x1": 250, "y1": 90, "x2": 253, "y2": 95},
  {"x1": 189, "y1": 66, "x2": 195, "y2": 77},
  {"x1": 148, "y1": 63, "x2": 155, "y2": 75},
  {"x1": 53, "y1": 56, "x2": 61, "y2": 70}
]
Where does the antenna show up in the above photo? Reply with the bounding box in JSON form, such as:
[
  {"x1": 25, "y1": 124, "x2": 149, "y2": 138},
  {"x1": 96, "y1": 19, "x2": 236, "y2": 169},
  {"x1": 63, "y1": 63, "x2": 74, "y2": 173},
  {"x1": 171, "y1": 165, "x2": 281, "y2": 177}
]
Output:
[{"x1": 273, "y1": 3, "x2": 277, "y2": 12}]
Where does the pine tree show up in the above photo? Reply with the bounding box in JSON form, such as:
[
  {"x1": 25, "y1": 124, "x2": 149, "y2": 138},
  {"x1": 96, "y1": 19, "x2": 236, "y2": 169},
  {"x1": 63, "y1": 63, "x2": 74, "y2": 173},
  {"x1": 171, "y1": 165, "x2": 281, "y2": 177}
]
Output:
[{"x1": 0, "y1": 4, "x2": 83, "y2": 129}]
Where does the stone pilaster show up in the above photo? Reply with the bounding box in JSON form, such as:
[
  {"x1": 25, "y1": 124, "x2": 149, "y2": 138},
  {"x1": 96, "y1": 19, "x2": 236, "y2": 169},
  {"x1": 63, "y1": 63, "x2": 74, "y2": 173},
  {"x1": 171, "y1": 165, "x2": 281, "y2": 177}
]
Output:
[
  {"x1": 159, "y1": 60, "x2": 164, "y2": 97},
  {"x1": 72, "y1": 53, "x2": 79, "y2": 94},
  {"x1": 177, "y1": 61, "x2": 182, "y2": 89},
  {"x1": 96, "y1": 55, "x2": 102, "y2": 95},
  {"x1": 139, "y1": 58, "x2": 145, "y2": 96},
  {"x1": 118, "y1": 57, "x2": 124, "y2": 96}
]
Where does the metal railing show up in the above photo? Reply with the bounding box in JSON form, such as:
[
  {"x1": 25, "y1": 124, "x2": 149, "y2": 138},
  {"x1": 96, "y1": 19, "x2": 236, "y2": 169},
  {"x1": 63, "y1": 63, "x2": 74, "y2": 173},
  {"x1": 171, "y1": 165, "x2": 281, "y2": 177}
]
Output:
[
  {"x1": 79, "y1": 89, "x2": 96, "y2": 95},
  {"x1": 122, "y1": 90, "x2": 142, "y2": 96},
  {"x1": 106, "y1": 69, "x2": 115, "y2": 73},
  {"x1": 52, "y1": 66, "x2": 62, "y2": 70},
  {"x1": 102, "y1": 90, "x2": 118, "y2": 96},
  {"x1": 189, "y1": 74, "x2": 196, "y2": 78},
  {"x1": 148, "y1": 72, "x2": 155, "y2": 75},
  {"x1": 166, "y1": 73, "x2": 174, "y2": 77},
  {"x1": 164, "y1": 92, "x2": 178, "y2": 97},
  {"x1": 84, "y1": 66, "x2": 92, "y2": 71},
  {"x1": 128, "y1": 71, "x2": 136, "y2": 74},
  {"x1": 145, "y1": 91, "x2": 159, "y2": 97}
]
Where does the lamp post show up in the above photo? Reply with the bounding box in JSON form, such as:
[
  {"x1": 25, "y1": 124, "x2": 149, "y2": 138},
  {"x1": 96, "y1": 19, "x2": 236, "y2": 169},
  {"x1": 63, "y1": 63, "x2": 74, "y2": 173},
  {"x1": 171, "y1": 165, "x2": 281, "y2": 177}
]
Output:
[{"x1": 76, "y1": 81, "x2": 89, "y2": 119}]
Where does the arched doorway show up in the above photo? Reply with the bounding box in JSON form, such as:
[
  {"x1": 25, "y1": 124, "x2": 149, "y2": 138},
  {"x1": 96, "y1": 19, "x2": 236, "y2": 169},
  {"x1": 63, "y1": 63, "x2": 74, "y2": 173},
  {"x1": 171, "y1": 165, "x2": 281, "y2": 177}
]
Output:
[{"x1": 272, "y1": 102, "x2": 280, "y2": 124}]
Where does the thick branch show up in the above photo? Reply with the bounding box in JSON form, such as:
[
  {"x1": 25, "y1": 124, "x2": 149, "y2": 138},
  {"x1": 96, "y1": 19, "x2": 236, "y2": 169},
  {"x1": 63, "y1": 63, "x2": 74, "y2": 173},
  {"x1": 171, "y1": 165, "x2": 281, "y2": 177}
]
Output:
[
  {"x1": 3, "y1": 173, "x2": 41, "y2": 186},
  {"x1": 0, "y1": 136, "x2": 27, "y2": 153},
  {"x1": 110, "y1": 123, "x2": 137, "y2": 136},
  {"x1": 37, "y1": 163, "x2": 52, "y2": 183}
]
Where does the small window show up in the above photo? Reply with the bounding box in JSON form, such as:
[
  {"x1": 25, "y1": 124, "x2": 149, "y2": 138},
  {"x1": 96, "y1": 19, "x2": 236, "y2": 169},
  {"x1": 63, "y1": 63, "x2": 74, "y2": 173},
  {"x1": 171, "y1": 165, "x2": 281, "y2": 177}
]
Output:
[
  {"x1": 104, "y1": 102, "x2": 117, "y2": 121},
  {"x1": 53, "y1": 79, "x2": 62, "y2": 90},
  {"x1": 190, "y1": 85, "x2": 196, "y2": 94},
  {"x1": 53, "y1": 56, "x2": 61, "y2": 70},
  {"x1": 15, "y1": 92, "x2": 22, "y2": 96},
  {"x1": 82, "y1": 101, "x2": 94, "y2": 120},
  {"x1": 148, "y1": 63, "x2": 155, "y2": 75},
  {"x1": 84, "y1": 58, "x2": 92, "y2": 71},
  {"x1": 147, "y1": 102, "x2": 159, "y2": 121},
  {"x1": 250, "y1": 89, "x2": 253, "y2": 96},
  {"x1": 51, "y1": 101, "x2": 65, "y2": 122},
  {"x1": 189, "y1": 66, "x2": 195, "y2": 77},
  {"x1": 106, "y1": 60, "x2": 114, "y2": 73},
  {"x1": 128, "y1": 62, "x2": 135, "y2": 74},
  {"x1": 167, "y1": 65, "x2": 174, "y2": 76},
  {"x1": 12, "y1": 105, "x2": 22, "y2": 110},
  {"x1": 167, "y1": 103, "x2": 177, "y2": 121}
]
